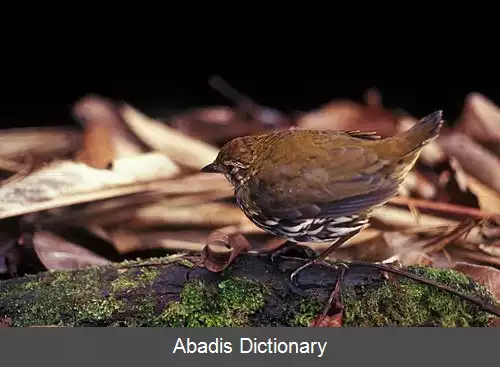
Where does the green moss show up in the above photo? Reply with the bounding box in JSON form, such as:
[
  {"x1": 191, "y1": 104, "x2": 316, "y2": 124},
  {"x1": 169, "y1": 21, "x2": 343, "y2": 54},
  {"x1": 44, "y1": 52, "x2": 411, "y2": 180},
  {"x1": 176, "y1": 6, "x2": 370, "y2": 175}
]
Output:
[
  {"x1": 0, "y1": 267, "x2": 123, "y2": 326},
  {"x1": 106, "y1": 267, "x2": 162, "y2": 326},
  {"x1": 111, "y1": 277, "x2": 139, "y2": 293},
  {"x1": 342, "y1": 265, "x2": 495, "y2": 327},
  {"x1": 282, "y1": 265, "x2": 497, "y2": 327},
  {"x1": 161, "y1": 277, "x2": 267, "y2": 327},
  {"x1": 111, "y1": 268, "x2": 160, "y2": 293},
  {"x1": 0, "y1": 263, "x2": 164, "y2": 327},
  {"x1": 287, "y1": 299, "x2": 323, "y2": 327},
  {"x1": 117, "y1": 296, "x2": 160, "y2": 327}
]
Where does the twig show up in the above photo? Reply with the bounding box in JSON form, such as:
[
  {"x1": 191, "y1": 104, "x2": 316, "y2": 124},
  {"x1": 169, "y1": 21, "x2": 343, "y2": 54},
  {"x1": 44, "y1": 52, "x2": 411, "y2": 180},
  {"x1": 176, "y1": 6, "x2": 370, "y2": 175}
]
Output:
[
  {"x1": 114, "y1": 253, "x2": 194, "y2": 270},
  {"x1": 408, "y1": 203, "x2": 421, "y2": 225},
  {"x1": 422, "y1": 218, "x2": 478, "y2": 253},
  {"x1": 315, "y1": 264, "x2": 347, "y2": 327},
  {"x1": 448, "y1": 247, "x2": 500, "y2": 267},
  {"x1": 347, "y1": 261, "x2": 500, "y2": 317},
  {"x1": 208, "y1": 75, "x2": 260, "y2": 120},
  {"x1": 389, "y1": 196, "x2": 500, "y2": 219}
]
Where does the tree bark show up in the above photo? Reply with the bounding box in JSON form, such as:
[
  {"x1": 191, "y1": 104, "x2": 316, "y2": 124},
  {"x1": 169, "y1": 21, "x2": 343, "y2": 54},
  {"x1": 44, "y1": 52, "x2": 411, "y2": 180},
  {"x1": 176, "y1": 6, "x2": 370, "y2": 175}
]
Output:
[{"x1": 0, "y1": 254, "x2": 495, "y2": 327}]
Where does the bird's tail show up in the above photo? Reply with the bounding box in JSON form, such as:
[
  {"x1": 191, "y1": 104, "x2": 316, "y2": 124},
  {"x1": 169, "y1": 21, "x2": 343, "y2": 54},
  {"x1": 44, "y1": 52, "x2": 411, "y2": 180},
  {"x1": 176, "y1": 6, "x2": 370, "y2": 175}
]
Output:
[
  {"x1": 383, "y1": 111, "x2": 444, "y2": 183},
  {"x1": 400, "y1": 110, "x2": 444, "y2": 152}
]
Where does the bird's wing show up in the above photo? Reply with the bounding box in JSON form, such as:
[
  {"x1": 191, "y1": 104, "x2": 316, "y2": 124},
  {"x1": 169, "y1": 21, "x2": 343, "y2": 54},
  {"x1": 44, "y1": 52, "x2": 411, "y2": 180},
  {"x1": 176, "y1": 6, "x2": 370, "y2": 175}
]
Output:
[{"x1": 246, "y1": 144, "x2": 399, "y2": 220}]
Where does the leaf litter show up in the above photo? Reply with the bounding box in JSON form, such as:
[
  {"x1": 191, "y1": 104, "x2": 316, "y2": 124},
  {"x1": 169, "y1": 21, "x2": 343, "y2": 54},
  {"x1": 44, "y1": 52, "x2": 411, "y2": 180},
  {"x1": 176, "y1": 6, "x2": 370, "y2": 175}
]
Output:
[{"x1": 2, "y1": 78, "x2": 500, "y2": 325}]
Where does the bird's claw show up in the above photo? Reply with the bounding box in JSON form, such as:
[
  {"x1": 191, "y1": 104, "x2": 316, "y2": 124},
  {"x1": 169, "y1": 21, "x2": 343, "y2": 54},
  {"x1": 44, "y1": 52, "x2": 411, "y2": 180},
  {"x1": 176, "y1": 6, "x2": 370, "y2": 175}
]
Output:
[{"x1": 290, "y1": 260, "x2": 319, "y2": 286}]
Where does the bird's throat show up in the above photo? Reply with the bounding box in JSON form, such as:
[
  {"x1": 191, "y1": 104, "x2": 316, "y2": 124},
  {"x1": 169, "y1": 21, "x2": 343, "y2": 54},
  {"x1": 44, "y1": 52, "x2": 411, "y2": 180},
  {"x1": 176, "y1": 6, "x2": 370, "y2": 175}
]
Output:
[{"x1": 226, "y1": 166, "x2": 249, "y2": 189}]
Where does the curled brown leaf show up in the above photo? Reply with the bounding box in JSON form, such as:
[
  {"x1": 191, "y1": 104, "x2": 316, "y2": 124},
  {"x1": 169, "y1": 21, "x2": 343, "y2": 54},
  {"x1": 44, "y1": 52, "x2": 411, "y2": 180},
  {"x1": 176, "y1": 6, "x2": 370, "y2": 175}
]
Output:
[{"x1": 199, "y1": 231, "x2": 252, "y2": 272}]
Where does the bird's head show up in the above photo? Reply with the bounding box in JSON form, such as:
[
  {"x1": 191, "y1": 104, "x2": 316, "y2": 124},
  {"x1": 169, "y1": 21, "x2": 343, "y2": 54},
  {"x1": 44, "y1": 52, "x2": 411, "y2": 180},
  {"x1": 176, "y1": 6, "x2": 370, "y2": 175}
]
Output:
[{"x1": 201, "y1": 135, "x2": 262, "y2": 188}]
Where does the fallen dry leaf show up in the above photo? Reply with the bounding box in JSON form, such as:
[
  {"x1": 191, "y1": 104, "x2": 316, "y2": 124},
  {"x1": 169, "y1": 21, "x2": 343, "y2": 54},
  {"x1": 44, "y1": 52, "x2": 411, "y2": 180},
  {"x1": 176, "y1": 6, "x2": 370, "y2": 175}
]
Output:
[
  {"x1": 73, "y1": 95, "x2": 146, "y2": 159},
  {"x1": 389, "y1": 196, "x2": 498, "y2": 220},
  {"x1": 170, "y1": 106, "x2": 289, "y2": 145},
  {"x1": 217, "y1": 220, "x2": 266, "y2": 237},
  {"x1": 108, "y1": 229, "x2": 206, "y2": 254},
  {"x1": 478, "y1": 243, "x2": 500, "y2": 257},
  {"x1": 111, "y1": 152, "x2": 180, "y2": 182},
  {"x1": 32, "y1": 230, "x2": 111, "y2": 270},
  {"x1": 438, "y1": 132, "x2": 500, "y2": 194},
  {"x1": 0, "y1": 316, "x2": 12, "y2": 327},
  {"x1": 456, "y1": 93, "x2": 500, "y2": 144},
  {"x1": 120, "y1": 104, "x2": 219, "y2": 170},
  {"x1": 109, "y1": 229, "x2": 145, "y2": 254},
  {"x1": 310, "y1": 314, "x2": 342, "y2": 327},
  {"x1": 33, "y1": 176, "x2": 232, "y2": 228},
  {"x1": 125, "y1": 202, "x2": 248, "y2": 229},
  {"x1": 467, "y1": 175, "x2": 500, "y2": 213},
  {"x1": 372, "y1": 205, "x2": 458, "y2": 229},
  {"x1": 297, "y1": 90, "x2": 398, "y2": 137},
  {"x1": 0, "y1": 156, "x2": 30, "y2": 174},
  {"x1": 422, "y1": 218, "x2": 478, "y2": 254},
  {"x1": 0, "y1": 155, "x2": 181, "y2": 220},
  {"x1": 109, "y1": 229, "x2": 210, "y2": 254},
  {"x1": 448, "y1": 247, "x2": 500, "y2": 267},
  {"x1": 454, "y1": 262, "x2": 500, "y2": 300},
  {"x1": 401, "y1": 171, "x2": 437, "y2": 199},
  {"x1": 0, "y1": 127, "x2": 81, "y2": 160},
  {"x1": 75, "y1": 122, "x2": 115, "y2": 169}
]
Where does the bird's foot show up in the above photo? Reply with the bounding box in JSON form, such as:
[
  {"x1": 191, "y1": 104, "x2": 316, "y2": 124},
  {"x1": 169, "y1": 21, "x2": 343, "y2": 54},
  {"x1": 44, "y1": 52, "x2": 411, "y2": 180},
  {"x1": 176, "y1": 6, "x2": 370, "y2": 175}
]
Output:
[
  {"x1": 312, "y1": 262, "x2": 349, "y2": 327},
  {"x1": 270, "y1": 243, "x2": 318, "y2": 263}
]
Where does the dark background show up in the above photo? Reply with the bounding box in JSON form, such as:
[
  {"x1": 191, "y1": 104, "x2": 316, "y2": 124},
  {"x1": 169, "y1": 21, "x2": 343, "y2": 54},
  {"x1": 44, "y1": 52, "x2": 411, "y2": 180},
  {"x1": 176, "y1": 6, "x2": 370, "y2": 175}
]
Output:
[
  {"x1": 0, "y1": 2, "x2": 500, "y2": 127},
  {"x1": 2, "y1": 5, "x2": 497, "y2": 129},
  {"x1": 3, "y1": 78, "x2": 499, "y2": 129}
]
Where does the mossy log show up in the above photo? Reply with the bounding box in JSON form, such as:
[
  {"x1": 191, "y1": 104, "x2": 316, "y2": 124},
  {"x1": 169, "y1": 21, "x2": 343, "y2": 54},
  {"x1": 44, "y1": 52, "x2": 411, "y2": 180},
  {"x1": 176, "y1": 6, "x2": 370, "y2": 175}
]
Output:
[{"x1": 0, "y1": 254, "x2": 496, "y2": 327}]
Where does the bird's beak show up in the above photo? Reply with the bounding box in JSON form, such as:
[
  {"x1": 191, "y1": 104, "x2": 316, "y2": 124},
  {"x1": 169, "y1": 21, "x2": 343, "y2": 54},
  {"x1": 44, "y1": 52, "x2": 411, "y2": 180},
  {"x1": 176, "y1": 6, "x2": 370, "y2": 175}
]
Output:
[{"x1": 201, "y1": 163, "x2": 225, "y2": 174}]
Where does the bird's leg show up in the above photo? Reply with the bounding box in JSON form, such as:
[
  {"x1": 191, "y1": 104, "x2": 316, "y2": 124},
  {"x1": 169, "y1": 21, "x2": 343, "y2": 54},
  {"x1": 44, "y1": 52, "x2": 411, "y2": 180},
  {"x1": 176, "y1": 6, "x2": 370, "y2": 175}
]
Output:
[
  {"x1": 270, "y1": 241, "x2": 319, "y2": 262},
  {"x1": 313, "y1": 262, "x2": 349, "y2": 327},
  {"x1": 290, "y1": 231, "x2": 358, "y2": 285}
]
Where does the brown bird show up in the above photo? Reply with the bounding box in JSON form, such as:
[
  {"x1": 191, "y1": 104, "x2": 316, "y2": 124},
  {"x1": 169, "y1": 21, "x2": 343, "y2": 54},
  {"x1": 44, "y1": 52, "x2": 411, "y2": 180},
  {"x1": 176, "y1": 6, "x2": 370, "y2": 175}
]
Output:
[{"x1": 201, "y1": 111, "x2": 444, "y2": 281}]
